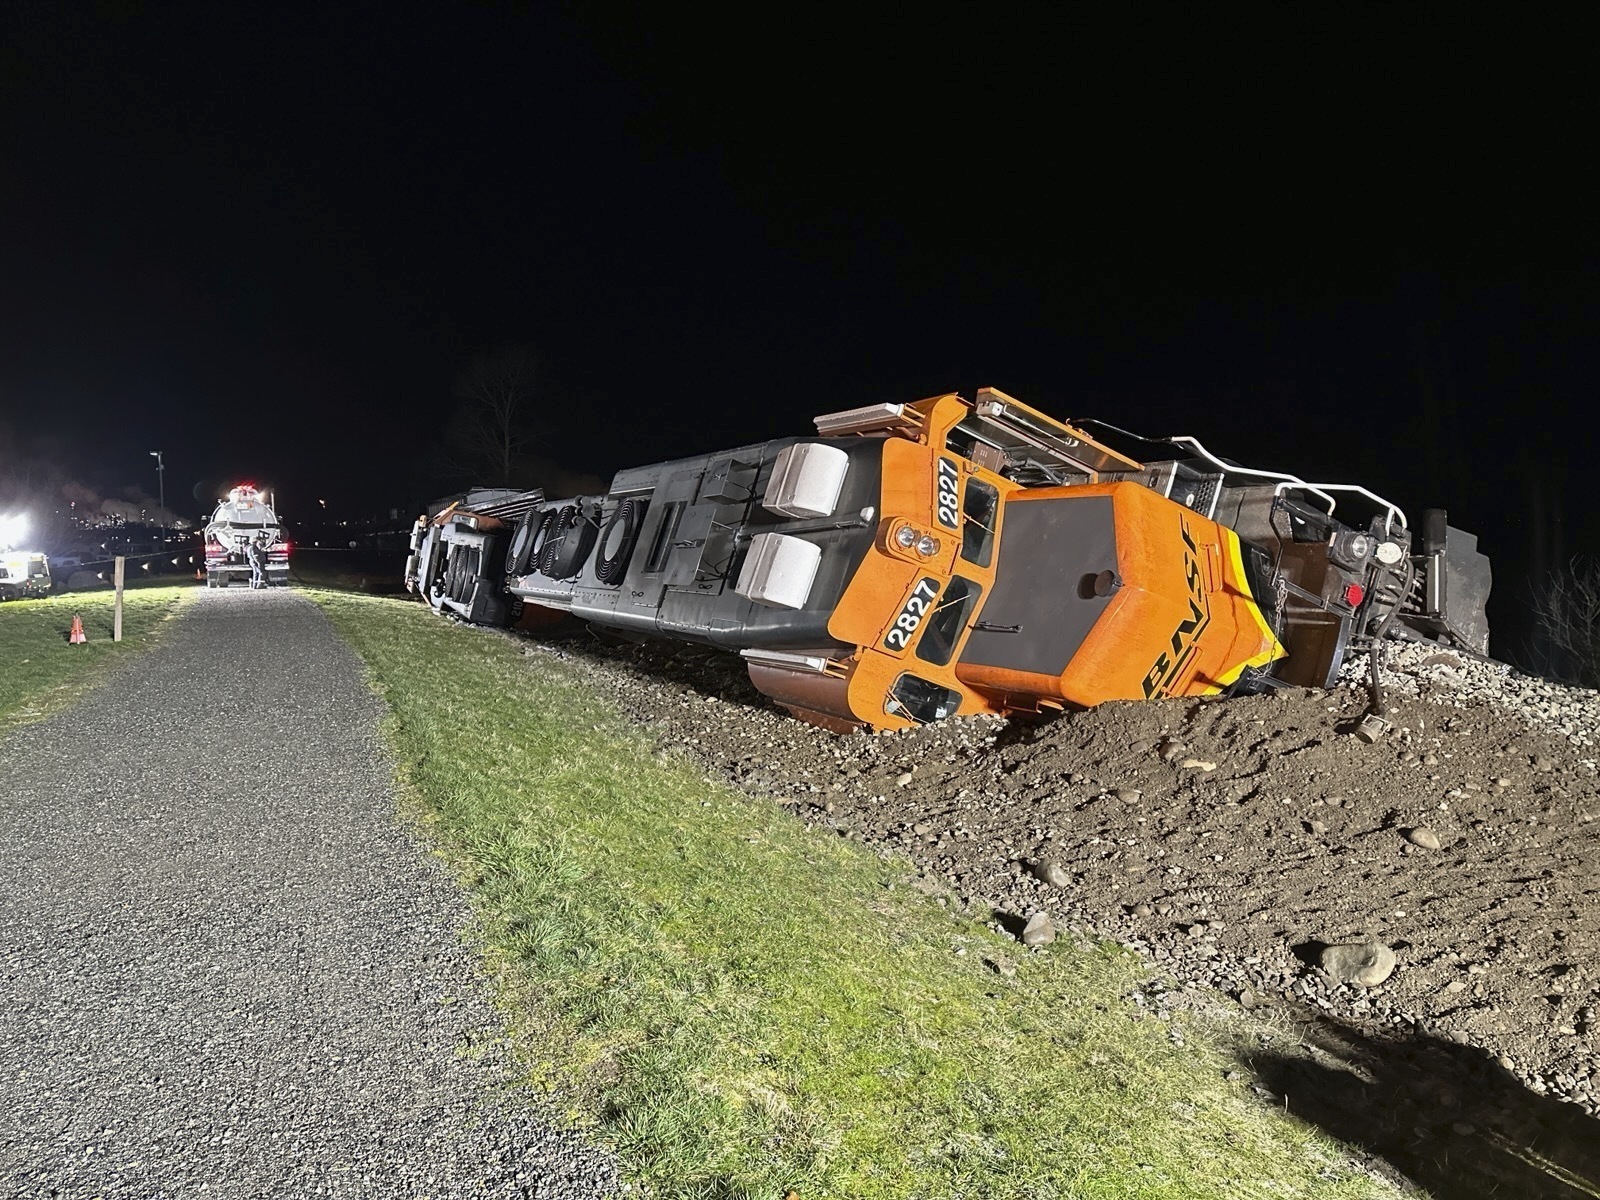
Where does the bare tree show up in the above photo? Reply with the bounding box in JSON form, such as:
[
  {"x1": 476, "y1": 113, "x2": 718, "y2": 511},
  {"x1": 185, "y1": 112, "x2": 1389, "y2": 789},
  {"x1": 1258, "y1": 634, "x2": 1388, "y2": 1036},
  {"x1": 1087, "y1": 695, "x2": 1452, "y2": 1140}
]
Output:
[
  {"x1": 1531, "y1": 556, "x2": 1600, "y2": 688},
  {"x1": 449, "y1": 346, "x2": 538, "y2": 485}
]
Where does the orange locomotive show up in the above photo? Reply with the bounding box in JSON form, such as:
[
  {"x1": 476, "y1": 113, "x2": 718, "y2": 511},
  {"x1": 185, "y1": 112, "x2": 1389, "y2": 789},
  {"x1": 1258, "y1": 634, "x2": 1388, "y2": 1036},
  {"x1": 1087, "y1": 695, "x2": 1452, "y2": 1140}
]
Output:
[
  {"x1": 410, "y1": 389, "x2": 1491, "y2": 733},
  {"x1": 767, "y1": 393, "x2": 1287, "y2": 731}
]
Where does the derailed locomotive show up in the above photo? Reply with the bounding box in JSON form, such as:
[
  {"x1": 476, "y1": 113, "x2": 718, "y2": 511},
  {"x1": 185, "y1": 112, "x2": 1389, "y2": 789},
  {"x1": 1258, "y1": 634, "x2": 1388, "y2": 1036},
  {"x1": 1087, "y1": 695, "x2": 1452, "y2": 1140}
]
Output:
[{"x1": 406, "y1": 389, "x2": 1490, "y2": 733}]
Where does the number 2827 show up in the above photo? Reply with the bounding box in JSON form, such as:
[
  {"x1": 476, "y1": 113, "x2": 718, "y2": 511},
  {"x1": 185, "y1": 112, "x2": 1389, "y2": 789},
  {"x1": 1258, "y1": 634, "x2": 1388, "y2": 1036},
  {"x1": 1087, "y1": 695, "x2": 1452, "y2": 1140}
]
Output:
[{"x1": 884, "y1": 576, "x2": 941, "y2": 650}]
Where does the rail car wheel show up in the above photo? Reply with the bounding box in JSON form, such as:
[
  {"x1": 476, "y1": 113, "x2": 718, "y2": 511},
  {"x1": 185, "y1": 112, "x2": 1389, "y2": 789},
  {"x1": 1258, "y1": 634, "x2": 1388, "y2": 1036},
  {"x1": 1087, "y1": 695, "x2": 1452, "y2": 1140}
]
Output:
[
  {"x1": 595, "y1": 497, "x2": 648, "y2": 585},
  {"x1": 456, "y1": 547, "x2": 481, "y2": 602},
  {"x1": 449, "y1": 547, "x2": 473, "y2": 602},
  {"x1": 443, "y1": 550, "x2": 460, "y2": 601}
]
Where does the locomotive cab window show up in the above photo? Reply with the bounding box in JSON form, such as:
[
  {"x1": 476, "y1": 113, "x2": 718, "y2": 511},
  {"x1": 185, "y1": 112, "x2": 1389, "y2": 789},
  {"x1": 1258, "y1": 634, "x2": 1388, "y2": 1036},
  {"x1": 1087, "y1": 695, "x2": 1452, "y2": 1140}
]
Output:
[
  {"x1": 915, "y1": 575, "x2": 981, "y2": 666},
  {"x1": 960, "y1": 479, "x2": 999, "y2": 567},
  {"x1": 886, "y1": 673, "x2": 963, "y2": 724}
]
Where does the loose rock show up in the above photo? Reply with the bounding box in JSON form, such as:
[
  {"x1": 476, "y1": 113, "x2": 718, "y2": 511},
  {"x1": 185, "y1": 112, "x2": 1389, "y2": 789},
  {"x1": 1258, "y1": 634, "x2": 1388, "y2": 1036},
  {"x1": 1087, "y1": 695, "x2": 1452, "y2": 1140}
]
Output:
[
  {"x1": 1319, "y1": 942, "x2": 1398, "y2": 987},
  {"x1": 1032, "y1": 859, "x2": 1071, "y2": 888},
  {"x1": 1406, "y1": 827, "x2": 1443, "y2": 850},
  {"x1": 1021, "y1": 912, "x2": 1057, "y2": 946}
]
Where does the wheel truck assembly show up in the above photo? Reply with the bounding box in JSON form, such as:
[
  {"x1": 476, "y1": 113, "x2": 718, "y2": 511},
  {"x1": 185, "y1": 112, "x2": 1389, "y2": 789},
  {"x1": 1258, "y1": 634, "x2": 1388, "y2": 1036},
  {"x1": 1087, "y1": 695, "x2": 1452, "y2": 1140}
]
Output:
[{"x1": 405, "y1": 486, "x2": 548, "y2": 627}]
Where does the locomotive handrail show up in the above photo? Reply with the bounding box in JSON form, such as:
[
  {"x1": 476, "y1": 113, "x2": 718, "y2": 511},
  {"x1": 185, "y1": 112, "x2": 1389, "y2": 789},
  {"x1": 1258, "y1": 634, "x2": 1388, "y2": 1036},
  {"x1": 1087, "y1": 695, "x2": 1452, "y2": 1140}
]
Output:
[
  {"x1": 1166, "y1": 435, "x2": 1341, "y2": 515},
  {"x1": 1271, "y1": 481, "x2": 1408, "y2": 534}
]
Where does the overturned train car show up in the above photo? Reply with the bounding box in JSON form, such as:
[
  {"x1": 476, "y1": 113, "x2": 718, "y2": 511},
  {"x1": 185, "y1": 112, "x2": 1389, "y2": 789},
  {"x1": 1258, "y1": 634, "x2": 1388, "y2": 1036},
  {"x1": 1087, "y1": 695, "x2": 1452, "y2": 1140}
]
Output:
[
  {"x1": 405, "y1": 486, "x2": 547, "y2": 626},
  {"x1": 407, "y1": 390, "x2": 1491, "y2": 733}
]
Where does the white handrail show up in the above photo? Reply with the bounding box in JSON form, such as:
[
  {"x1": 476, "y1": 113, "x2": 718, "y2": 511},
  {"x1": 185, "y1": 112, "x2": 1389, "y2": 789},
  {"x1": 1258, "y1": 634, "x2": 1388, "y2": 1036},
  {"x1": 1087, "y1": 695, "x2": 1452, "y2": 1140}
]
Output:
[
  {"x1": 1166, "y1": 436, "x2": 1339, "y2": 515},
  {"x1": 1272, "y1": 481, "x2": 1407, "y2": 534}
]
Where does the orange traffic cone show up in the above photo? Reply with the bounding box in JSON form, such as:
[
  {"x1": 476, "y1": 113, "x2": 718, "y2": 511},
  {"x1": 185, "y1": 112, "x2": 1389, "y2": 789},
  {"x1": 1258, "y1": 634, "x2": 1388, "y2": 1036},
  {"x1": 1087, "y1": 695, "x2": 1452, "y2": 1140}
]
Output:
[{"x1": 69, "y1": 614, "x2": 87, "y2": 644}]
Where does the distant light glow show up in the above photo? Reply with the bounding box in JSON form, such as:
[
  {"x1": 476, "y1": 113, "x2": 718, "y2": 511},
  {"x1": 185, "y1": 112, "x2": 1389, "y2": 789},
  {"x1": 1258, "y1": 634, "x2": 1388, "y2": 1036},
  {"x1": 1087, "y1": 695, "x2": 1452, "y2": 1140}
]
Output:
[{"x1": 0, "y1": 513, "x2": 28, "y2": 548}]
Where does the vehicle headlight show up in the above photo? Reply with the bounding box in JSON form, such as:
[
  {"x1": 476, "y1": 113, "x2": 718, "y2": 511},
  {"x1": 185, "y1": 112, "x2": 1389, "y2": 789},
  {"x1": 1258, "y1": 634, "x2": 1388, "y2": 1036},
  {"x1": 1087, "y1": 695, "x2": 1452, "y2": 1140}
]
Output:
[{"x1": 916, "y1": 535, "x2": 940, "y2": 558}]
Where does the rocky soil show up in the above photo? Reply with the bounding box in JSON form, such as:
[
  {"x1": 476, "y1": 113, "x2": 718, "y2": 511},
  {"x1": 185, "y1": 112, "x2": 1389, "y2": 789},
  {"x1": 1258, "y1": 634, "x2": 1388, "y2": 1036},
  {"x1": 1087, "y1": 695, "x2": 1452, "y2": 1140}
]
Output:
[{"x1": 511, "y1": 625, "x2": 1600, "y2": 1194}]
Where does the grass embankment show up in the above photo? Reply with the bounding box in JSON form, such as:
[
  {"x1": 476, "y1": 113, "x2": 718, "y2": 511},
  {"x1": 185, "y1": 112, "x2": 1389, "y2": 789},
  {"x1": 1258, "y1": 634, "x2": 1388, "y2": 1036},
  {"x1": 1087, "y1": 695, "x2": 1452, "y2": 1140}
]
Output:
[
  {"x1": 0, "y1": 584, "x2": 193, "y2": 734},
  {"x1": 316, "y1": 589, "x2": 1402, "y2": 1200}
]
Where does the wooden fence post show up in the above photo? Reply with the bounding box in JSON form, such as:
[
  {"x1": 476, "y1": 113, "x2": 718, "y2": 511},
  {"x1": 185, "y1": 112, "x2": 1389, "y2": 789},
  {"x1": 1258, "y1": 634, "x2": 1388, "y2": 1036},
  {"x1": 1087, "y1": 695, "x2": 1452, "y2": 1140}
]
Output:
[{"x1": 113, "y1": 556, "x2": 125, "y2": 642}]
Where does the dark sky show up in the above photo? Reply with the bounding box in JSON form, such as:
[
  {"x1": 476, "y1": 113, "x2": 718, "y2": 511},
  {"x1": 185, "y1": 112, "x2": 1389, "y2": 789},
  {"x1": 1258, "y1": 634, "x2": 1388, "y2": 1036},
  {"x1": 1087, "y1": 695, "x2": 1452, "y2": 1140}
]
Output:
[{"x1": 2, "y1": 6, "x2": 1595, "y2": 638}]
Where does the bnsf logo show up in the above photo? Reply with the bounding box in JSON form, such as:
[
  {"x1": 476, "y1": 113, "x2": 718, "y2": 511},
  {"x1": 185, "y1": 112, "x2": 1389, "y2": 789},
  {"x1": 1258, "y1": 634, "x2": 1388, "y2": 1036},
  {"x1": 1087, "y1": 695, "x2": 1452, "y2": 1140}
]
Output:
[{"x1": 1141, "y1": 519, "x2": 1212, "y2": 698}]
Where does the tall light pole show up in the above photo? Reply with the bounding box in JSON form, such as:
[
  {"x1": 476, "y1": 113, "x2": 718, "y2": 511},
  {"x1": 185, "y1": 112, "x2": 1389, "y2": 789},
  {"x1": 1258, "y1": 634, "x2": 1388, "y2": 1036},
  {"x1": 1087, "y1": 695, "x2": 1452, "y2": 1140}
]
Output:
[{"x1": 149, "y1": 450, "x2": 165, "y2": 527}]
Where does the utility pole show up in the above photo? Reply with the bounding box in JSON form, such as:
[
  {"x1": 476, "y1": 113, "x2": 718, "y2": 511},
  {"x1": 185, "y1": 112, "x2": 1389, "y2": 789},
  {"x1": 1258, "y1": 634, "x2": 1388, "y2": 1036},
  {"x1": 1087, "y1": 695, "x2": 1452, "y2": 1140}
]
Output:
[{"x1": 149, "y1": 450, "x2": 165, "y2": 527}]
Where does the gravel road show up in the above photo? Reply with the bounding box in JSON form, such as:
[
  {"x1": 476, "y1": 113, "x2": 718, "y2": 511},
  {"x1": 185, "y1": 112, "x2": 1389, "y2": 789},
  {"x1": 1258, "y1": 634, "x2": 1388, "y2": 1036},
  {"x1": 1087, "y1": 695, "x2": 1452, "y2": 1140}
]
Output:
[{"x1": 0, "y1": 589, "x2": 618, "y2": 1199}]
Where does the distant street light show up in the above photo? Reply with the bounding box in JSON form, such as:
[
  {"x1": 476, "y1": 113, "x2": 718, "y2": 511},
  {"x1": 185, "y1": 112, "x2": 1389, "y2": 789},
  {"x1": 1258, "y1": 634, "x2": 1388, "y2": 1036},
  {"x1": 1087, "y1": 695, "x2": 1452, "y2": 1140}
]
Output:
[{"x1": 149, "y1": 450, "x2": 165, "y2": 526}]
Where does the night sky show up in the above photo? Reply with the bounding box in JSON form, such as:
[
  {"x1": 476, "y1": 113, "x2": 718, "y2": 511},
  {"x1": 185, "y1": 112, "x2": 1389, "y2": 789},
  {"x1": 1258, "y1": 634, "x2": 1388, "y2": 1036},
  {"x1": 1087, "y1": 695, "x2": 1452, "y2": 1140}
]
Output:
[{"x1": 2, "y1": 7, "x2": 1594, "y2": 647}]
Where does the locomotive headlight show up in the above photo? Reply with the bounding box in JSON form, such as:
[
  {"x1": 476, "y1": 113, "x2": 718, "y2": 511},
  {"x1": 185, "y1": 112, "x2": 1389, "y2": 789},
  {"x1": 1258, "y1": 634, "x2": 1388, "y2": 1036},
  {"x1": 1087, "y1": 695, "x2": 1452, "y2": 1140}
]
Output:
[
  {"x1": 895, "y1": 526, "x2": 918, "y2": 549},
  {"x1": 915, "y1": 534, "x2": 940, "y2": 558},
  {"x1": 1328, "y1": 530, "x2": 1375, "y2": 570}
]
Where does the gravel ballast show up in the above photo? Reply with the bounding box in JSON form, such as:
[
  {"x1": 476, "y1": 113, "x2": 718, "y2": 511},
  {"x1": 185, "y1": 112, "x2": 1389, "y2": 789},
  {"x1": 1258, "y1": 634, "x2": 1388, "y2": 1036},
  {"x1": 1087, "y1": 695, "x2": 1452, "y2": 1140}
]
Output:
[{"x1": 0, "y1": 589, "x2": 617, "y2": 1198}]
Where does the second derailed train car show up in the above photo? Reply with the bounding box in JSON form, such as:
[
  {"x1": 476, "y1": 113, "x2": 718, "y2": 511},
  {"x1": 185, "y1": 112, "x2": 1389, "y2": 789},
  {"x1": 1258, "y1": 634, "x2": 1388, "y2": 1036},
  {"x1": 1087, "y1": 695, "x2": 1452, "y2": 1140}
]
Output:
[{"x1": 413, "y1": 389, "x2": 1490, "y2": 733}]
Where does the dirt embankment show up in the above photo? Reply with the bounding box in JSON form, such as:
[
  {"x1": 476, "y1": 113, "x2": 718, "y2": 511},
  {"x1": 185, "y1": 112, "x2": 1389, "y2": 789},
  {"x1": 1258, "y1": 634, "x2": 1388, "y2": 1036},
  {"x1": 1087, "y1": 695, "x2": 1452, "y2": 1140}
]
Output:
[
  {"x1": 520, "y1": 632, "x2": 1600, "y2": 1121},
  {"x1": 521, "y1": 613, "x2": 1600, "y2": 1194}
]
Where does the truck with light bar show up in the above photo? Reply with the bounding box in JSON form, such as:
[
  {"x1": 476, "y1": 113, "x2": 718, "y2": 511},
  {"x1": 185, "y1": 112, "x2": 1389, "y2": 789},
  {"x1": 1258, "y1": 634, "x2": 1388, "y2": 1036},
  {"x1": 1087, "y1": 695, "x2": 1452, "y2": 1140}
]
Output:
[
  {"x1": 409, "y1": 388, "x2": 1491, "y2": 732},
  {"x1": 0, "y1": 512, "x2": 51, "y2": 600},
  {"x1": 203, "y1": 485, "x2": 290, "y2": 588},
  {"x1": 0, "y1": 550, "x2": 52, "y2": 600}
]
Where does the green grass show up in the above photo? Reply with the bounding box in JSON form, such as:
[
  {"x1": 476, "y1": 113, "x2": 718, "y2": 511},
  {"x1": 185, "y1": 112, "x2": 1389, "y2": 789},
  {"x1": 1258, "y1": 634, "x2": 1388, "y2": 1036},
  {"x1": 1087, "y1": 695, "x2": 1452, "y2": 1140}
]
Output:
[
  {"x1": 0, "y1": 584, "x2": 194, "y2": 734},
  {"x1": 314, "y1": 589, "x2": 1405, "y2": 1200}
]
